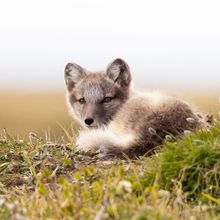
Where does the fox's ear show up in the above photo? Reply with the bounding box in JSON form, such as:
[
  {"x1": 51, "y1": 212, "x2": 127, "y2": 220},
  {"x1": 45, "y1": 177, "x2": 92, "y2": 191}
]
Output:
[
  {"x1": 64, "y1": 62, "x2": 87, "y2": 91},
  {"x1": 106, "y1": 58, "x2": 131, "y2": 87}
]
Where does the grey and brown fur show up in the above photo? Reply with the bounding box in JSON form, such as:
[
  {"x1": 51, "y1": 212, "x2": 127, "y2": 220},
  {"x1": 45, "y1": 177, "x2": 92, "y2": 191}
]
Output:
[{"x1": 64, "y1": 58, "x2": 201, "y2": 157}]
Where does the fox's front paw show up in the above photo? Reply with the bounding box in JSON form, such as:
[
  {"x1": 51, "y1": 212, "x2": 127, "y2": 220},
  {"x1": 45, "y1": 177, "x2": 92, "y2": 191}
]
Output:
[
  {"x1": 76, "y1": 140, "x2": 97, "y2": 152},
  {"x1": 76, "y1": 132, "x2": 100, "y2": 153}
]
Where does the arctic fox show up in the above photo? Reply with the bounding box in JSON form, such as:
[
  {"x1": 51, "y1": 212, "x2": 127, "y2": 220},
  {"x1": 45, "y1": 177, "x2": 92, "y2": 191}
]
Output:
[{"x1": 64, "y1": 58, "x2": 200, "y2": 156}]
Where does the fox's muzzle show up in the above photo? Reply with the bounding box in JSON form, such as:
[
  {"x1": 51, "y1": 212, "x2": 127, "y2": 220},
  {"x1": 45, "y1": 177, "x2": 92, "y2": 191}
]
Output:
[{"x1": 83, "y1": 104, "x2": 103, "y2": 127}]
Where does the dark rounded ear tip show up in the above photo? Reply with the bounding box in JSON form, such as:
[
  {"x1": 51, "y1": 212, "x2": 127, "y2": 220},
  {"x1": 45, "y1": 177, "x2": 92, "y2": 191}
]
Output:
[
  {"x1": 65, "y1": 62, "x2": 73, "y2": 68},
  {"x1": 112, "y1": 58, "x2": 126, "y2": 65},
  {"x1": 65, "y1": 63, "x2": 74, "y2": 76}
]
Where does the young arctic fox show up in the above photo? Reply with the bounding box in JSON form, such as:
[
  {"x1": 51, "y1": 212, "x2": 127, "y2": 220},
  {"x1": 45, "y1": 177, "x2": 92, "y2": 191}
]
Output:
[{"x1": 64, "y1": 58, "x2": 200, "y2": 156}]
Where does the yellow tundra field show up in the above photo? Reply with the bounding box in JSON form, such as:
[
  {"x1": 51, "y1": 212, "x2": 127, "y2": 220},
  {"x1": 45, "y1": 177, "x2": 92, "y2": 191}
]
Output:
[
  {"x1": 0, "y1": 91, "x2": 219, "y2": 140},
  {"x1": 0, "y1": 92, "x2": 76, "y2": 140}
]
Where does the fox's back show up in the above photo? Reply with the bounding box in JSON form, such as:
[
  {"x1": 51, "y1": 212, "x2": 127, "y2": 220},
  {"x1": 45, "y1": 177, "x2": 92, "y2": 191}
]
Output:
[{"x1": 110, "y1": 92, "x2": 199, "y2": 148}]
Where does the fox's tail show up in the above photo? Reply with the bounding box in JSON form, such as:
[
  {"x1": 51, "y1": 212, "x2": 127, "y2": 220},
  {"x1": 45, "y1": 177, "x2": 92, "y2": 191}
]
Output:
[{"x1": 76, "y1": 127, "x2": 136, "y2": 156}]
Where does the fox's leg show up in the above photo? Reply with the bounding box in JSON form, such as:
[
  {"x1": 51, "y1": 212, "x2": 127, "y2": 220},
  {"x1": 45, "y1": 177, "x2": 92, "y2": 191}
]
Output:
[{"x1": 76, "y1": 127, "x2": 135, "y2": 155}]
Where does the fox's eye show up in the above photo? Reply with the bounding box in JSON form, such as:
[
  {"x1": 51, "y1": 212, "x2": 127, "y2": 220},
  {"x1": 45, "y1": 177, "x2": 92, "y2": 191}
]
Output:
[
  {"x1": 103, "y1": 97, "x2": 113, "y2": 103},
  {"x1": 78, "y1": 98, "x2": 85, "y2": 104}
]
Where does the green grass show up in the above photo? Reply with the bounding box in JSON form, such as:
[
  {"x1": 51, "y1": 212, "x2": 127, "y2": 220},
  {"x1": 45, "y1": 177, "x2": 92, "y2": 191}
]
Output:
[{"x1": 0, "y1": 123, "x2": 220, "y2": 219}]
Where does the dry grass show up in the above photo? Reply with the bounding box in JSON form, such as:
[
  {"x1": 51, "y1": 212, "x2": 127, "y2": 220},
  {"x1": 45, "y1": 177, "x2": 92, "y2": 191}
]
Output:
[
  {"x1": 184, "y1": 92, "x2": 220, "y2": 116},
  {"x1": 0, "y1": 92, "x2": 74, "y2": 139}
]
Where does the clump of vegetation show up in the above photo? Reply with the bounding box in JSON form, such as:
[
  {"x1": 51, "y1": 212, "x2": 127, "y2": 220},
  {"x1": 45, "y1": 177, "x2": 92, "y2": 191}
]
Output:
[
  {"x1": 0, "y1": 124, "x2": 220, "y2": 219},
  {"x1": 140, "y1": 124, "x2": 220, "y2": 199}
]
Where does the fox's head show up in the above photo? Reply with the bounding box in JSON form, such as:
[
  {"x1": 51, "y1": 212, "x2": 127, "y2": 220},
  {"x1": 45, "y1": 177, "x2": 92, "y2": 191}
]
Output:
[{"x1": 64, "y1": 58, "x2": 132, "y2": 128}]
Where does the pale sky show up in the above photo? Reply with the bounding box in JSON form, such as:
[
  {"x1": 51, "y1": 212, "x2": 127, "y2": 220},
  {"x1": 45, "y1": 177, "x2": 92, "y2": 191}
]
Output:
[{"x1": 0, "y1": 0, "x2": 220, "y2": 91}]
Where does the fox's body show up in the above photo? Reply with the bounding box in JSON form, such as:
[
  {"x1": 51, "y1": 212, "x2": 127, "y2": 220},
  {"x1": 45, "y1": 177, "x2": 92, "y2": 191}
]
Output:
[{"x1": 64, "y1": 59, "x2": 200, "y2": 156}]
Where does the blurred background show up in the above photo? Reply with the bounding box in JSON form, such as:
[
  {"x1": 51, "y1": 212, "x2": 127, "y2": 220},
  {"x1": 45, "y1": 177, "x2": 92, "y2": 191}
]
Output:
[{"x1": 0, "y1": 0, "x2": 219, "y2": 139}]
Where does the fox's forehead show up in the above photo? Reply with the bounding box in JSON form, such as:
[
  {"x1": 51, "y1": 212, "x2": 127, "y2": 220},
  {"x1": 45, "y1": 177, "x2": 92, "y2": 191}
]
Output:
[{"x1": 74, "y1": 73, "x2": 117, "y2": 102}]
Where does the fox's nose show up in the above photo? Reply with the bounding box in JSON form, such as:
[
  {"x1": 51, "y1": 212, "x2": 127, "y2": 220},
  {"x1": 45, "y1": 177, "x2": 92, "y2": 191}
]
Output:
[{"x1": 84, "y1": 118, "x2": 94, "y2": 125}]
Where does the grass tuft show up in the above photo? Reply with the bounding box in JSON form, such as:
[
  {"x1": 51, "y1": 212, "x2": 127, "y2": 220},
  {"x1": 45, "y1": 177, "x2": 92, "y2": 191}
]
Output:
[{"x1": 141, "y1": 124, "x2": 220, "y2": 202}]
